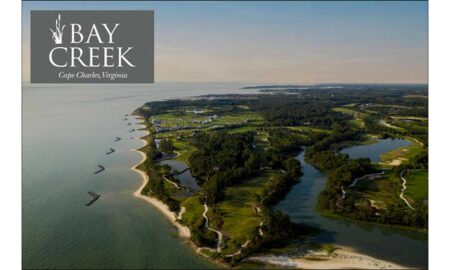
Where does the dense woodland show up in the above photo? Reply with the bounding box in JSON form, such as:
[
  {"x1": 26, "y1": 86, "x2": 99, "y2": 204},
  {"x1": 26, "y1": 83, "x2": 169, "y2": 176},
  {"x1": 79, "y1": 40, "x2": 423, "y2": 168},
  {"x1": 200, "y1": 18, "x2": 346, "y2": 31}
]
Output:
[
  {"x1": 188, "y1": 130, "x2": 312, "y2": 261},
  {"x1": 135, "y1": 84, "x2": 428, "y2": 263},
  {"x1": 189, "y1": 132, "x2": 261, "y2": 203},
  {"x1": 305, "y1": 127, "x2": 428, "y2": 229},
  {"x1": 136, "y1": 84, "x2": 427, "y2": 131},
  {"x1": 188, "y1": 130, "x2": 305, "y2": 203},
  {"x1": 139, "y1": 135, "x2": 181, "y2": 212}
]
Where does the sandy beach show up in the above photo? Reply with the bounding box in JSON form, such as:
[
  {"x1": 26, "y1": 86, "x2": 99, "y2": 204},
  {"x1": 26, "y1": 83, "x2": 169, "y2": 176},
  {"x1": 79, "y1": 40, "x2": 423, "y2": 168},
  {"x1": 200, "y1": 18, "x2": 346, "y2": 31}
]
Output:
[
  {"x1": 131, "y1": 119, "x2": 191, "y2": 238},
  {"x1": 247, "y1": 246, "x2": 407, "y2": 269},
  {"x1": 130, "y1": 118, "x2": 414, "y2": 269}
]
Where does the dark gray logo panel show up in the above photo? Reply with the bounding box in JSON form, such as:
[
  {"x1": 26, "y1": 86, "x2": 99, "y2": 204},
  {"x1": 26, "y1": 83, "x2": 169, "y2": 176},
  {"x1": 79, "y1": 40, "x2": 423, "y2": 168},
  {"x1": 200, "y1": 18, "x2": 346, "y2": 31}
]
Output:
[{"x1": 30, "y1": 10, "x2": 154, "y2": 83}]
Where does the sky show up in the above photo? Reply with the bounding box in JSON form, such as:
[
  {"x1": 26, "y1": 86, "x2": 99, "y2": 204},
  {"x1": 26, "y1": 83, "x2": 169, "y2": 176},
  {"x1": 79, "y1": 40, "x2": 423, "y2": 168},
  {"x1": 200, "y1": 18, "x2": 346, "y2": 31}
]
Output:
[{"x1": 22, "y1": 1, "x2": 428, "y2": 84}]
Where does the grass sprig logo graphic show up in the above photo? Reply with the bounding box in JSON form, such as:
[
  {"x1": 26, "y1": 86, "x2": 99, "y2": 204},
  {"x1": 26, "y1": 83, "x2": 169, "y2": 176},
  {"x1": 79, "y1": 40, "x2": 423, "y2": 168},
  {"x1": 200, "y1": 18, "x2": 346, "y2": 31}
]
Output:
[
  {"x1": 49, "y1": 14, "x2": 65, "y2": 44},
  {"x1": 31, "y1": 10, "x2": 154, "y2": 83}
]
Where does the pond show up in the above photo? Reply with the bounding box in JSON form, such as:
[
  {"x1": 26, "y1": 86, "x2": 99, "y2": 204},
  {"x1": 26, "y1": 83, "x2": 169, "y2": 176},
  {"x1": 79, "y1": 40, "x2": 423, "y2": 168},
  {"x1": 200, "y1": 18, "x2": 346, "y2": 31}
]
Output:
[
  {"x1": 159, "y1": 159, "x2": 201, "y2": 191},
  {"x1": 340, "y1": 138, "x2": 410, "y2": 162}
]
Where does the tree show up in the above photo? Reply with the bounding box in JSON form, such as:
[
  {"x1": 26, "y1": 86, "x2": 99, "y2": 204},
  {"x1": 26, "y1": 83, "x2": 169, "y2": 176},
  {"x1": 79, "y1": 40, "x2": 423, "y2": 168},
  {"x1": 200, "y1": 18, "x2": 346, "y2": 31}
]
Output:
[{"x1": 159, "y1": 138, "x2": 175, "y2": 153}]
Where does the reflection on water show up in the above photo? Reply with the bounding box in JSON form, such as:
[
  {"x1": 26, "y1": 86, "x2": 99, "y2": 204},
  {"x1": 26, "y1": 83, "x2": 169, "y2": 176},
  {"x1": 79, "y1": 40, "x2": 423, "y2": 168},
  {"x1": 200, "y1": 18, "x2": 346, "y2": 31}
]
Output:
[
  {"x1": 23, "y1": 83, "x2": 427, "y2": 268},
  {"x1": 340, "y1": 138, "x2": 411, "y2": 162},
  {"x1": 276, "y1": 144, "x2": 427, "y2": 268},
  {"x1": 160, "y1": 159, "x2": 200, "y2": 191}
]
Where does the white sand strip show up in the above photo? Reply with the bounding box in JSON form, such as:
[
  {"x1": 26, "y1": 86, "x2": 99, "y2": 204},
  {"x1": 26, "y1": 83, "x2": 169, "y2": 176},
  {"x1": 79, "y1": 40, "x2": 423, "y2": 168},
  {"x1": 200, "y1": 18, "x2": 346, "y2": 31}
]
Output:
[
  {"x1": 248, "y1": 246, "x2": 407, "y2": 269},
  {"x1": 131, "y1": 117, "x2": 191, "y2": 238}
]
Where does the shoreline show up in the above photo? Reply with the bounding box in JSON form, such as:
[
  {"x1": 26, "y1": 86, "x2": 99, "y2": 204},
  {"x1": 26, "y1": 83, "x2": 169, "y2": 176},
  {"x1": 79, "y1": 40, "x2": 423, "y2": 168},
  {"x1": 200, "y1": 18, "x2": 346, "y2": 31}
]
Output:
[
  {"x1": 247, "y1": 245, "x2": 407, "y2": 269},
  {"x1": 130, "y1": 119, "x2": 191, "y2": 239},
  {"x1": 129, "y1": 116, "x2": 417, "y2": 269},
  {"x1": 317, "y1": 205, "x2": 428, "y2": 234},
  {"x1": 130, "y1": 116, "x2": 229, "y2": 268}
]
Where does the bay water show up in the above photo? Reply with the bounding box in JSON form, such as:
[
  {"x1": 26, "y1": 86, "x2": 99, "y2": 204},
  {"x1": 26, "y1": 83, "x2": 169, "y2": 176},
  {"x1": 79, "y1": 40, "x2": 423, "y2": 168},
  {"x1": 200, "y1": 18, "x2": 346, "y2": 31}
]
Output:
[{"x1": 23, "y1": 84, "x2": 427, "y2": 268}]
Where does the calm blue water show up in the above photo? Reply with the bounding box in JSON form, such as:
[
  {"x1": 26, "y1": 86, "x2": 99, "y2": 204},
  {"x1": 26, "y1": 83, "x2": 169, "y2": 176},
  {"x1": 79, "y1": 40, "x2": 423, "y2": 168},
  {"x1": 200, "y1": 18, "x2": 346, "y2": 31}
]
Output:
[
  {"x1": 23, "y1": 84, "x2": 427, "y2": 268},
  {"x1": 340, "y1": 138, "x2": 411, "y2": 162},
  {"x1": 22, "y1": 83, "x2": 254, "y2": 269},
  {"x1": 276, "y1": 141, "x2": 428, "y2": 268},
  {"x1": 160, "y1": 159, "x2": 200, "y2": 191}
]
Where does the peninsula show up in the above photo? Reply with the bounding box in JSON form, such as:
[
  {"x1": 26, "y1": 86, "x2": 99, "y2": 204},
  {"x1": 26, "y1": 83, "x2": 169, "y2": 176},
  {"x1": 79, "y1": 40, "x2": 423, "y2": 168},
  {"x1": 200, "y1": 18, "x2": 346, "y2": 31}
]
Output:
[{"x1": 132, "y1": 84, "x2": 428, "y2": 268}]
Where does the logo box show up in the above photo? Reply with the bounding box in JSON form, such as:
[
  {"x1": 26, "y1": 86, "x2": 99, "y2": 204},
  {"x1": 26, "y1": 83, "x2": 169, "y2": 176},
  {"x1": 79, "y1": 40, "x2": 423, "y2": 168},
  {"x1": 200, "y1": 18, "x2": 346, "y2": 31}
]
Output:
[{"x1": 30, "y1": 10, "x2": 154, "y2": 83}]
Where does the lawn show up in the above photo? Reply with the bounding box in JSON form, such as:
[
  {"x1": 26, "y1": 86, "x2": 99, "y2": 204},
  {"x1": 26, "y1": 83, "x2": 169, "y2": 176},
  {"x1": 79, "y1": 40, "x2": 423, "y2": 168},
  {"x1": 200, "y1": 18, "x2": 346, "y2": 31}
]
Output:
[
  {"x1": 330, "y1": 134, "x2": 379, "y2": 151},
  {"x1": 404, "y1": 169, "x2": 428, "y2": 207},
  {"x1": 352, "y1": 170, "x2": 403, "y2": 209},
  {"x1": 379, "y1": 137, "x2": 423, "y2": 167},
  {"x1": 333, "y1": 107, "x2": 368, "y2": 117},
  {"x1": 227, "y1": 126, "x2": 259, "y2": 134},
  {"x1": 214, "y1": 113, "x2": 264, "y2": 126},
  {"x1": 332, "y1": 107, "x2": 368, "y2": 128},
  {"x1": 180, "y1": 196, "x2": 204, "y2": 227},
  {"x1": 173, "y1": 139, "x2": 196, "y2": 164},
  {"x1": 287, "y1": 126, "x2": 332, "y2": 134},
  {"x1": 390, "y1": 116, "x2": 428, "y2": 121},
  {"x1": 378, "y1": 119, "x2": 406, "y2": 132},
  {"x1": 151, "y1": 110, "x2": 264, "y2": 131},
  {"x1": 217, "y1": 170, "x2": 277, "y2": 254},
  {"x1": 371, "y1": 104, "x2": 417, "y2": 110}
]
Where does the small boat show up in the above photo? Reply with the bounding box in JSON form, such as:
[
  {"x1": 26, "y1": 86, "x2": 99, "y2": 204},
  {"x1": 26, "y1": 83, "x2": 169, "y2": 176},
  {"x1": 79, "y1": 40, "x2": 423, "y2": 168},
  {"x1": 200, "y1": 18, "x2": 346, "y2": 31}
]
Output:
[
  {"x1": 106, "y1": 148, "x2": 115, "y2": 155},
  {"x1": 94, "y1": 165, "x2": 105, "y2": 174},
  {"x1": 129, "y1": 129, "x2": 135, "y2": 133},
  {"x1": 114, "y1": 137, "x2": 121, "y2": 142},
  {"x1": 86, "y1": 191, "x2": 100, "y2": 206},
  {"x1": 127, "y1": 123, "x2": 132, "y2": 126}
]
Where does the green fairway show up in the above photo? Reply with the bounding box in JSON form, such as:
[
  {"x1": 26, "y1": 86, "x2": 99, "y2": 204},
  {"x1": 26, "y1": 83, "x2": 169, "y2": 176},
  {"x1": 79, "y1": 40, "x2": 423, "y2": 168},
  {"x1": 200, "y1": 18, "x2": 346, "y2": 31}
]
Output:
[
  {"x1": 181, "y1": 196, "x2": 204, "y2": 227},
  {"x1": 390, "y1": 116, "x2": 428, "y2": 121},
  {"x1": 173, "y1": 139, "x2": 196, "y2": 164},
  {"x1": 372, "y1": 104, "x2": 417, "y2": 110},
  {"x1": 151, "y1": 109, "x2": 264, "y2": 131},
  {"x1": 379, "y1": 137, "x2": 423, "y2": 167},
  {"x1": 132, "y1": 85, "x2": 429, "y2": 266},
  {"x1": 287, "y1": 125, "x2": 332, "y2": 134},
  {"x1": 404, "y1": 169, "x2": 428, "y2": 206},
  {"x1": 217, "y1": 171, "x2": 277, "y2": 254},
  {"x1": 332, "y1": 107, "x2": 368, "y2": 128},
  {"x1": 331, "y1": 134, "x2": 379, "y2": 151},
  {"x1": 333, "y1": 107, "x2": 368, "y2": 117},
  {"x1": 227, "y1": 126, "x2": 259, "y2": 134},
  {"x1": 352, "y1": 170, "x2": 403, "y2": 209}
]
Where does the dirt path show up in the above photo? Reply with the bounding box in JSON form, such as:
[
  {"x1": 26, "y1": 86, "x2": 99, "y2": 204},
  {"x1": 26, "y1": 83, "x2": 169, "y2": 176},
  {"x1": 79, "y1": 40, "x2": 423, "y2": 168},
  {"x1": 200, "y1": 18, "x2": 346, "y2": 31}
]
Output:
[
  {"x1": 340, "y1": 172, "x2": 384, "y2": 201},
  {"x1": 202, "y1": 203, "x2": 223, "y2": 253},
  {"x1": 400, "y1": 170, "x2": 416, "y2": 210},
  {"x1": 349, "y1": 171, "x2": 385, "y2": 187},
  {"x1": 340, "y1": 186, "x2": 347, "y2": 199},
  {"x1": 163, "y1": 176, "x2": 181, "y2": 189},
  {"x1": 224, "y1": 240, "x2": 251, "y2": 258}
]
